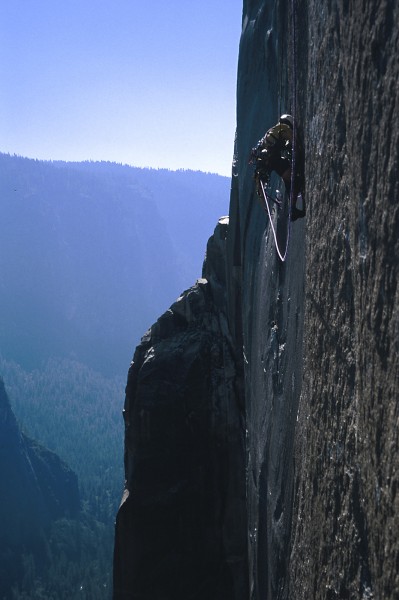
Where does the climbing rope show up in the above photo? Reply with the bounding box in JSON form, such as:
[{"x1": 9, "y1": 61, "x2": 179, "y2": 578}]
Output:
[
  {"x1": 261, "y1": 180, "x2": 290, "y2": 262},
  {"x1": 261, "y1": 0, "x2": 298, "y2": 263}
]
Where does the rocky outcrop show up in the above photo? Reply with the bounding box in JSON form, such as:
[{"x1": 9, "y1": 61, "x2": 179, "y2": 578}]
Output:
[
  {"x1": 0, "y1": 378, "x2": 80, "y2": 596},
  {"x1": 114, "y1": 0, "x2": 399, "y2": 598},
  {"x1": 114, "y1": 218, "x2": 248, "y2": 599}
]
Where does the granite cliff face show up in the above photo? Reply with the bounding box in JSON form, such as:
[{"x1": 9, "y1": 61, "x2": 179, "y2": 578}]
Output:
[
  {"x1": 114, "y1": 1, "x2": 398, "y2": 598},
  {"x1": 0, "y1": 379, "x2": 80, "y2": 596},
  {"x1": 289, "y1": 1, "x2": 399, "y2": 598},
  {"x1": 114, "y1": 218, "x2": 248, "y2": 598}
]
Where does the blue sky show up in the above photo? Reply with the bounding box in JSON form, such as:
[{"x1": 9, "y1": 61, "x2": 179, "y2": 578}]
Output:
[{"x1": 0, "y1": 1, "x2": 242, "y2": 176}]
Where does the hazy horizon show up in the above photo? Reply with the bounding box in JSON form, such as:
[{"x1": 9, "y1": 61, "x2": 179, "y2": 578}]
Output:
[
  {"x1": 0, "y1": 150, "x2": 232, "y2": 178},
  {"x1": 1, "y1": 1, "x2": 242, "y2": 177}
]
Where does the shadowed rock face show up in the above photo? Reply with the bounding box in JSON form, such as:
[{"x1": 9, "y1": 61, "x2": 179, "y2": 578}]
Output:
[
  {"x1": 229, "y1": 2, "x2": 307, "y2": 597},
  {"x1": 114, "y1": 219, "x2": 248, "y2": 600},
  {"x1": 234, "y1": 1, "x2": 399, "y2": 598},
  {"x1": 114, "y1": 0, "x2": 399, "y2": 598}
]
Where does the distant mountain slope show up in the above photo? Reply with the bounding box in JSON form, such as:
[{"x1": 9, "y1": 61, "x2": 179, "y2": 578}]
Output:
[
  {"x1": 0, "y1": 377, "x2": 80, "y2": 598},
  {"x1": 58, "y1": 160, "x2": 231, "y2": 279},
  {"x1": 1, "y1": 355, "x2": 124, "y2": 522},
  {"x1": 0, "y1": 377, "x2": 80, "y2": 539},
  {"x1": 0, "y1": 154, "x2": 229, "y2": 375}
]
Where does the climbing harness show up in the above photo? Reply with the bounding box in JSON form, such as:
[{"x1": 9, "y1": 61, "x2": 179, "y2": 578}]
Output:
[{"x1": 260, "y1": 0, "x2": 298, "y2": 263}]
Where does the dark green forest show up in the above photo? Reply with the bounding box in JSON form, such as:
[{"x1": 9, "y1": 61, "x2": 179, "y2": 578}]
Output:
[
  {"x1": 1, "y1": 357, "x2": 124, "y2": 522},
  {"x1": 0, "y1": 153, "x2": 230, "y2": 599},
  {"x1": 8, "y1": 515, "x2": 114, "y2": 600}
]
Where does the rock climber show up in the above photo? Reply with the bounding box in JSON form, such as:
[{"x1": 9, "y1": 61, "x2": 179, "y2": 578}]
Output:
[{"x1": 250, "y1": 114, "x2": 306, "y2": 222}]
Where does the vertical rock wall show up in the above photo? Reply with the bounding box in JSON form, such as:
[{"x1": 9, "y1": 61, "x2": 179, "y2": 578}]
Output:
[
  {"x1": 289, "y1": 1, "x2": 399, "y2": 598},
  {"x1": 228, "y1": 0, "x2": 398, "y2": 597},
  {"x1": 114, "y1": 0, "x2": 399, "y2": 598},
  {"x1": 228, "y1": 1, "x2": 306, "y2": 597}
]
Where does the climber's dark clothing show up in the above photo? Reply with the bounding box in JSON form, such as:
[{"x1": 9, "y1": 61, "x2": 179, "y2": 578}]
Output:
[{"x1": 251, "y1": 119, "x2": 305, "y2": 220}]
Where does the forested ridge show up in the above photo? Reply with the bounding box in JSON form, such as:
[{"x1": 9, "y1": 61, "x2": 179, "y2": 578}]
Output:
[
  {"x1": 7, "y1": 514, "x2": 114, "y2": 600},
  {"x1": 0, "y1": 153, "x2": 229, "y2": 375},
  {"x1": 1, "y1": 360, "x2": 122, "y2": 599},
  {"x1": 0, "y1": 153, "x2": 230, "y2": 598},
  {"x1": 1, "y1": 357, "x2": 124, "y2": 521}
]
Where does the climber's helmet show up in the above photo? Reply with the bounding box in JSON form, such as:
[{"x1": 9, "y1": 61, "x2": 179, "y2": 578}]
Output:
[{"x1": 279, "y1": 114, "x2": 294, "y2": 129}]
